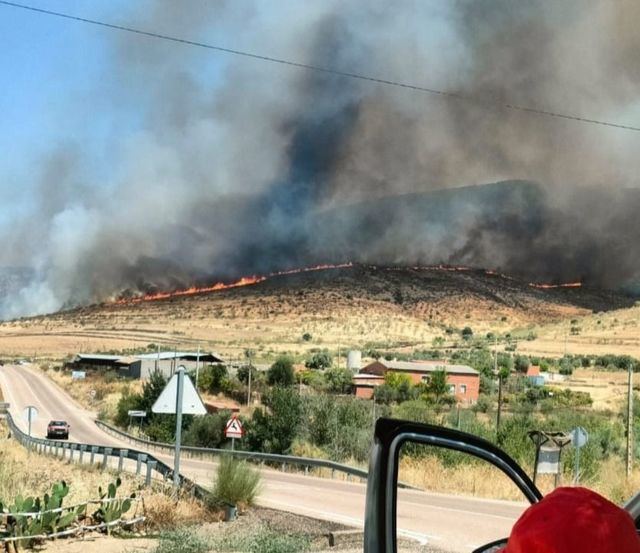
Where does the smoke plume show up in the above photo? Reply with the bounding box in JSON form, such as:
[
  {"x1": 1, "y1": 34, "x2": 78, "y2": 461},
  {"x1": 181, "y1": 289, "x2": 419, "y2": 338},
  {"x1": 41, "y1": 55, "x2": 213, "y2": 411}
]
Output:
[{"x1": 2, "y1": 0, "x2": 640, "y2": 317}]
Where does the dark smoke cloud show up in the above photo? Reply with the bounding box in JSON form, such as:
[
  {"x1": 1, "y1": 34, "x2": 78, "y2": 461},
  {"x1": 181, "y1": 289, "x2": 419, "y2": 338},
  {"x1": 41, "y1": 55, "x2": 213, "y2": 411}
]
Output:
[{"x1": 2, "y1": 0, "x2": 640, "y2": 317}]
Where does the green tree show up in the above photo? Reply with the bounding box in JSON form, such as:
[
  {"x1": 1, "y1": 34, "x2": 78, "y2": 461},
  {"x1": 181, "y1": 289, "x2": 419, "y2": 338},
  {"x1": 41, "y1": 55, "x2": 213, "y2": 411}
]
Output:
[
  {"x1": 514, "y1": 355, "x2": 530, "y2": 374},
  {"x1": 305, "y1": 351, "x2": 332, "y2": 370},
  {"x1": 139, "y1": 369, "x2": 167, "y2": 412},
  {"x1": 237, "y1": 364, "x2": 258, "y2": 385},
  {"x1": 384, "y1": 372, "x2": 417, "y2": 403},
  {"x1": 461, "y1": 326, "x2": 474, "y2": 340},
  {"x1": 246, "y1": 387, "x2": 301, "y2": 454},
  {"x1": 197, "y1": 364, "x2": 228, "y2": 394},
  {"x1": 114, "y1": 389, "x2": 144, "y2": 428},
  {"x1": 498, "y1": 353, "x2": 514, "y2": 372},
  {"x1": 267, "y1": 356, "x2": 295, "y2": 386},
  {"x1": 373, "y1": 384, "x2": 396, "y2": 404},
  {"x1": 324, "y1": 367, "x2": 353, "y2": 394},
  {"x1": 427, "y1": 368, "x2": 449, "y2": 403},
  {"x1": 183, "y1": 412, "x2": 229, "y2": 448}
]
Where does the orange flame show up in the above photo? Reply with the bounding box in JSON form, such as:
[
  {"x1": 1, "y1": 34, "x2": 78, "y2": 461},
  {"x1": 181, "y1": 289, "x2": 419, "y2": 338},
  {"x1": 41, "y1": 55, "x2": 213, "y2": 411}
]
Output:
[
  {"x1": 111, "y1": 260, "x2": 583, "y2": 305},
  {"x1": 528, "y1": 281, "x2": 583, "y2": 289},
  {"x1": 113, "y1": 262, "x2": 354, "y2": 304}
]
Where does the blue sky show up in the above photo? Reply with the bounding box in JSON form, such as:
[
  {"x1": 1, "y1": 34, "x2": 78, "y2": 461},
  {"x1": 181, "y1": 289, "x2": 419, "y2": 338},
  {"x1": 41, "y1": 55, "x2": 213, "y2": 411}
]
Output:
[
  {"x1": 0, "y1": 1, "x2": 231, "y2": 224},
  {"x1": 0, "y1": 2, "x2": 123, "y2": 218}
]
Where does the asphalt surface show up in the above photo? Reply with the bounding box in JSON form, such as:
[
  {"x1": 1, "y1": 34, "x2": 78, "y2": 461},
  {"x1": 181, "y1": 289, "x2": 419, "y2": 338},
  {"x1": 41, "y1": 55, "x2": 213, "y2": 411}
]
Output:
[{"x1": 0, "y1": 364, "x2": 526, "y2": 552}]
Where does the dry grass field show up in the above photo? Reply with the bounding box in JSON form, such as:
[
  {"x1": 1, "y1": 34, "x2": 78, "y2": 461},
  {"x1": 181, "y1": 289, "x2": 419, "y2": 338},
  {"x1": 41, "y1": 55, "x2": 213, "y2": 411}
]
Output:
[
  {"x1": 399, "y1": 453, "x2": 640, "y2": 504},
  {"x1": 517, "y1": 303, "x2": 640, "y2": 358},
  {"x1": 0, "y1": 265, "x2": 634, "y2": 362}
]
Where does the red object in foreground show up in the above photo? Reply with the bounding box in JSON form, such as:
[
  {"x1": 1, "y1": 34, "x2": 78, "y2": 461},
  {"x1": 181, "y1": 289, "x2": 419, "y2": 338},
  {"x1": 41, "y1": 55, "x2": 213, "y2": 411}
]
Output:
[{"x1": 499, "y1": 487, "x2": 640, "y2": 553}]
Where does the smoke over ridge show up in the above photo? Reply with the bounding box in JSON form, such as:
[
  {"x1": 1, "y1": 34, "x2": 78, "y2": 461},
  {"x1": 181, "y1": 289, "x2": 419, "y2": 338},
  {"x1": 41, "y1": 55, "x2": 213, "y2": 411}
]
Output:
[{"x1": 2, "y1": 0, "x2": 640, "y2": 317}]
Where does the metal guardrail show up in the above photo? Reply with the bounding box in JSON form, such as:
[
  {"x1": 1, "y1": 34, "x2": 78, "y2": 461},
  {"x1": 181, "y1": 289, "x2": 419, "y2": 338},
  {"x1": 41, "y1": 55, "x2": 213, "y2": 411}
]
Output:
[
  {"x1": 4, "y1": 412, "x2": 213, "y2": 502},
  {"x1": 96, "y1": 419, "x2": 371, "y2": 483}
]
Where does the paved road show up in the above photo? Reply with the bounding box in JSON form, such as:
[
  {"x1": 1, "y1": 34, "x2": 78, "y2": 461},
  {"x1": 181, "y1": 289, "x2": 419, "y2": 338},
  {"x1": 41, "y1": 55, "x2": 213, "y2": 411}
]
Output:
[{"x1": 0, "y1": 365, "x2": 526, "y2": 552}]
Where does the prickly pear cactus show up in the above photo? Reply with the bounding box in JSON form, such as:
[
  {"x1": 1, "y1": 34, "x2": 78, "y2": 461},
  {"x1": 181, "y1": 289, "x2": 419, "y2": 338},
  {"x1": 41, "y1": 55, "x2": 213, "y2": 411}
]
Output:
[{"x1": 93, "y1": 478, "x2": 136, "y2": 535}]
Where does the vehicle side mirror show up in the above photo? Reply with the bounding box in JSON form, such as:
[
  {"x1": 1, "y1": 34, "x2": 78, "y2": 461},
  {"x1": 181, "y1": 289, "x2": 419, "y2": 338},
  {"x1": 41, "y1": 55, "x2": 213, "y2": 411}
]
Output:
[{"x1": 363, "y1": 418, "x2": 542, "y2": 553}]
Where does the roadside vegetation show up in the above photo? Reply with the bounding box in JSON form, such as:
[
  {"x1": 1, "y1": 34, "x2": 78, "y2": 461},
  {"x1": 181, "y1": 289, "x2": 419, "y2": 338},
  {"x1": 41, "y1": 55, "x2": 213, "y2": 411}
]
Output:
[
  {"x1": 211, "y1": 456, "x2": 261, "y2": 509},
  {"x1": 0, "y1": 422, "x2": 216, "y2": 545},
  {"x1": 101, "y1": 347, "x2": 640, "y2": 503}
]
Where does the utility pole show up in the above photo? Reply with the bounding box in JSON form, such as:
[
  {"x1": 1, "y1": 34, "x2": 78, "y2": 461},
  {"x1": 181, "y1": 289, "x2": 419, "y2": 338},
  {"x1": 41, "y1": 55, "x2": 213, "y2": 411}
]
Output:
[
  {"x1": 372, "y1": 396, "x2": 376, "y2": 426},
  {"x1": 195, "y1": 344, "x2": 201, "y2": 390},
  {"x1": 173, "y1": 367, "x2": 185, "y2": 486},
  {"x1": 495, "y1": 334, "x2": 503, "y2": 441},
  {"x1": 497, "y1": 375, "x2": 503, "y2": 441},
  {"x1": 247, "y1": 353, "x2": 252, "y2": 407},
  {"x1": 627, "y1": 362, "x2": 634, "y2": 478}
]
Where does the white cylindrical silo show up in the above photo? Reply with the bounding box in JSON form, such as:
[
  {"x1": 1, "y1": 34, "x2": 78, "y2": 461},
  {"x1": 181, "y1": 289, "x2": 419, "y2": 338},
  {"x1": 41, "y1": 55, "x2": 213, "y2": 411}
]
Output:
[{"x1": 347, "y1": 350, "x2": 362, "y2": 370}]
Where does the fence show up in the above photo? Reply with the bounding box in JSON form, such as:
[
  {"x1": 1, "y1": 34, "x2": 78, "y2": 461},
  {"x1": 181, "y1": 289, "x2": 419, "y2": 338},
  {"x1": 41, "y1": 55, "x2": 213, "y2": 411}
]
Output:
[
  {"x1": 4, "y1": 412, "x2": 212, "y2": 502},
  {"x1": 96, "y1": 419, "x2": 373, "y2": 483}
]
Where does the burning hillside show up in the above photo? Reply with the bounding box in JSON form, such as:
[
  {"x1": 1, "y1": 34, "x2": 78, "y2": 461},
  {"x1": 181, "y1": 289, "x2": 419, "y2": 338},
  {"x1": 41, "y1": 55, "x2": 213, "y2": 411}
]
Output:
[
  {"x1": 5, "y1": 264, "x2": 631, "y2": 361},
  {"x1": 110, "y1": 261, "x2": 591, "y2": 306},
  {"x1": 114, "y1": 263, "x2": 354, "y2": 304}
]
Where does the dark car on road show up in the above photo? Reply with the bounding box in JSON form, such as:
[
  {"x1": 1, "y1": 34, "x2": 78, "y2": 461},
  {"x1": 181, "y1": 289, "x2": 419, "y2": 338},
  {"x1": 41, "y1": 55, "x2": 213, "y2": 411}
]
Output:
[{"x1": 46, "y1": 420, "x2": 70, "y2": 439}]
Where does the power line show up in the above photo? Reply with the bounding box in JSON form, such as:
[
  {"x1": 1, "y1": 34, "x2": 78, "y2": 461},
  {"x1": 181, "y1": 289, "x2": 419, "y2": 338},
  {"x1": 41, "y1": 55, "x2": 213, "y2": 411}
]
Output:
[{"x1": 2, "y1": 0, "x2": 640, "y2": 133}]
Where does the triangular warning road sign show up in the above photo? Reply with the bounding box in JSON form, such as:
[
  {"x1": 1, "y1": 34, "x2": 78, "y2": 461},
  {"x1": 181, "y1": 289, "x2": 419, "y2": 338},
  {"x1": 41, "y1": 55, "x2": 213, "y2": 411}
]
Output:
[
  {"x1": 152, "y1": 371, "x2": 207, "y2": 415},
  {"x1": 225, "y1": 416, "x2": 243, "y2": 438}
]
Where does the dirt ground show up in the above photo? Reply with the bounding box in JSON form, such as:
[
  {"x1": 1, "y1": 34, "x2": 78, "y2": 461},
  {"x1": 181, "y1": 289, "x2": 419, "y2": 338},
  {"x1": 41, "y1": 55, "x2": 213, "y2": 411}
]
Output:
[{"x1": 37, "y1": 506, "x2": 444, "y2": 553}]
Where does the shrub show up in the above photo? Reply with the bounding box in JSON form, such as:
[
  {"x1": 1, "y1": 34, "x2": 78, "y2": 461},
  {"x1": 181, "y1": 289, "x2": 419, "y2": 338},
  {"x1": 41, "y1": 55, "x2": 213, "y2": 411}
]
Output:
[
  {"x1": 298, "y1": 369, "x2": 326, "y2": 391},
  {"x1": 305, "y1": 351, "x2": 332, "y2": 370},
  {"x1": 514, "y1": 356, "x2": 530, "y2": 374},
  {"x1": 473, "y1": 395, "x2": 493, "y2": 414},
  {"x1": 393, "y1": 400, "x2": 435, "y2": 424},
  {"x1": 212, "y1": 456, "x2": 261, "y2": 507},
  {"x1": 302, "y1": 332, "x2": 312, "y2": 342},
  {"x1": 267, "y1": 356, "x2": 295, "y2": 387},
  {"x1": 212, "y1": 528, "x2": 310, "y2": 553},
  {"x1": 374, "y1": 384, "x2": 396, "y2": 404},
  {"x1": 461, "y1": 327, "x2": 473, "y2": 339},
  {"x1": 237, "y1": 364, "x2": 258, "y2": 385},
  {"x1": 155, "y1": 527, "x2": 210, "y2": 553},
  {"x1": 114, "y1": 390, "x2": 144, "y2": 428},
  {"x1": 183, "y1": 412, "x2": 229, "y2": 448},
  {"x1": 324, "y1": 367, "x2": 353, "y2": 394},
  {"x1": 198, "y1": 364, "x2": 228, "y2": 394},
  {"x1": 246, "y1": 530, "x2": 310, "y2": 553}
]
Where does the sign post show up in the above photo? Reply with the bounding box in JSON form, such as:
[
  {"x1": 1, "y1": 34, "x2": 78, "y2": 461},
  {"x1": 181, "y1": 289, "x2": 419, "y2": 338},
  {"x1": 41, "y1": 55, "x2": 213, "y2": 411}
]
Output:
[
  {"x1": 127, "y1": 410, "x2": 146, "y2": 432},
  {"x1": 528, "y1": 430, "x2": 572, "y2": 487},
  {"x1": 22, "y1": 405, "x2": 38, "y2": 438},
  {"x1": 571, "y1": 426, "x2": 589, "y2": 484},
  {"x1": 152, "y1": 366, "x2": 206, "y2": 486},
  {"x1": 225, "y1": 415, "x2": 244, "y2": 451}
]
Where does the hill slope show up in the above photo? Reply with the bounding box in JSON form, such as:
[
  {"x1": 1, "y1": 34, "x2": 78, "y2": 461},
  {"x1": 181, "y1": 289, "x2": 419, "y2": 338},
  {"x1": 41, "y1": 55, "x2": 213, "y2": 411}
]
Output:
[{"x1": 0, "y1": 265, "x2": 633, "y2": 359}]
